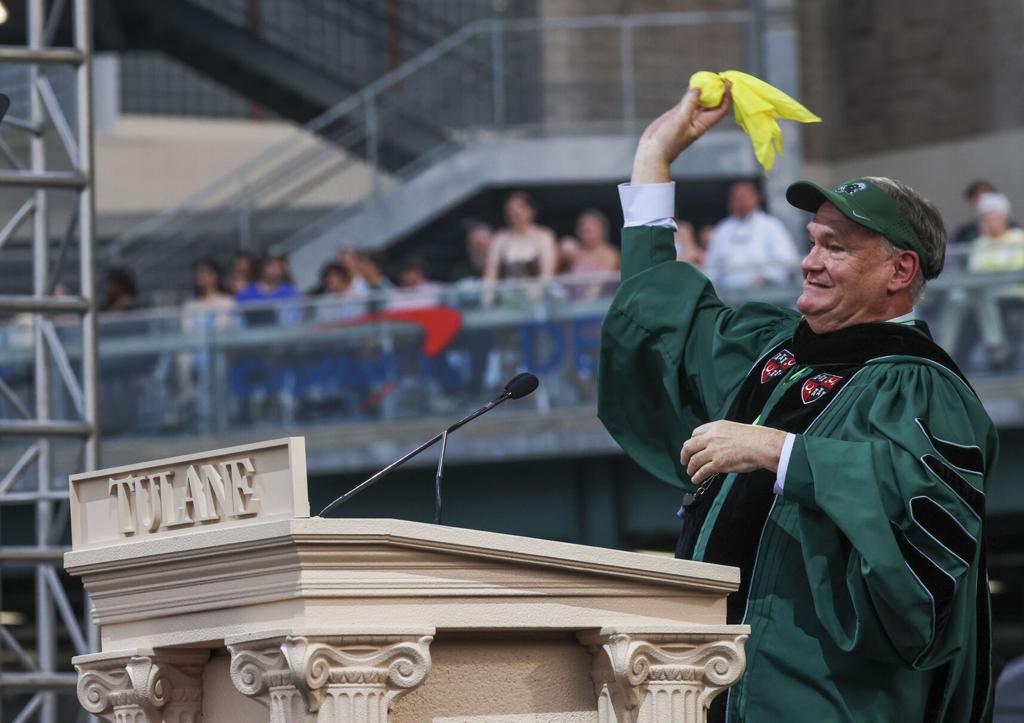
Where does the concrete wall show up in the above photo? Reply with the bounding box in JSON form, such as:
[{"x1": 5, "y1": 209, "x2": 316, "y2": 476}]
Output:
[
  {"x1": 534, "y1": 0, "x2": 1024, "y2": 228},
  {"x1": 798, "y1": 0, "x2": 1024, "y2": 162},
  {"x1": 789, "y1": 0, "x2": 1024, "y2": 229},
  {"x1": 538, "y1": 0, "x2": 749, "y2": 130}
]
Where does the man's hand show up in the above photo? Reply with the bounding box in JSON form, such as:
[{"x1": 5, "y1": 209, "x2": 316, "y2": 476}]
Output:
[
  {"x1": 680, "y1": 420, "x2": 787, "y2": 485},
  {"x1": 631, "y1": 84, "x2": 732, "y2": 184}
]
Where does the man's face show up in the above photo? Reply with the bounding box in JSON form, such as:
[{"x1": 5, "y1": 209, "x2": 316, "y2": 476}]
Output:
[
  {"x1": 400, "y1": 268, "x2": 425, "y2": 288},
  {"x1": 324, "y1": 270, "x2": 350, "y2": 294},
  {"x1": 729, "y1": 182, "x2": 760, "y2": 219},
  {"x1": 796, "y1": 202, "x2": 902, "y2": 333},
  {"x1": 104, "y1": 279, "x2": 121, "y2": 302},
  {"x1": 337, "y1": 247, "x2": 358, "y2": 268},
  {"x1": 195, "y1": 265, "x2": 217, "y2": 293},
  {"x1": 969, "y1": 184, "x2": 994, "y2": 211},
  {"x1": 233, "y1": 256, "x2": 255, "y2": 281},
  {"x1": 576, "y1": 214, "x2": 605, "y2": 248},
  {"x1": 262, "y1": 259, "x2": 285, "y2": 284},
  {"x1": 979, "y1": 210, "x2": 1009, "y2": 238},
  {"x1": 467, "y1": 228, "x2": 491, "y2": 258}
]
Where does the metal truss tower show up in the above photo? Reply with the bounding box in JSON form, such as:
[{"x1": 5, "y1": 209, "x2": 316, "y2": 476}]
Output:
[{"x1": 0, "y1": 0, "x2": 98, "y2": 721}]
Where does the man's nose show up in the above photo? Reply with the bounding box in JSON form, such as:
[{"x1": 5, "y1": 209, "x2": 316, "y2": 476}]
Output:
[{"x1": 801, "y1": 246, "x2": 823, "y2": 273}]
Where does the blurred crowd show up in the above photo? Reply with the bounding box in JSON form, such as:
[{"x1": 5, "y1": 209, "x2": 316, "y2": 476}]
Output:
[
  {"x1": 97, "y1": 189, "x2": 626, "y2": 323},
  {"x1": 938, "y1": 180, "x2": 1024, "y2": 369},
  {"x1": 90, "y1": 178, "x2": 1024, "y2": 372},
  {"x1": 5, "y1": 177, "x2": 1020, "y2": 435}
]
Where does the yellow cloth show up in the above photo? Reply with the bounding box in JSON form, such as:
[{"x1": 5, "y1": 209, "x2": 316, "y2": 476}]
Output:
[{"x1": 689, "y1": 70, "x2": 821, "y2": 172}]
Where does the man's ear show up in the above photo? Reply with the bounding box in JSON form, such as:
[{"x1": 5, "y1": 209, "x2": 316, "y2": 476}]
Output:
[{"x1": 889, "y1": 249, "x2": 921, "y2": 293}]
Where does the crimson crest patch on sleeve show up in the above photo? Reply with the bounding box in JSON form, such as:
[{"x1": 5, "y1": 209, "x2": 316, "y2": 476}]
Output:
[
  {"x1": 761, "y1": 349, "x2": 797, "y2": 384},
  {"x1": 801, "y1": 373, "x2": 843, "y2": 404}
]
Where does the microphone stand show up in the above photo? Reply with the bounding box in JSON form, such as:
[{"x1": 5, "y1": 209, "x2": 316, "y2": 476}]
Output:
[
  {"x1": 433, "y1": 430, "x2": 448, "y2": 525},
  {"x1": 318, "y1": 390, "x2": 512, "y2": 518}
]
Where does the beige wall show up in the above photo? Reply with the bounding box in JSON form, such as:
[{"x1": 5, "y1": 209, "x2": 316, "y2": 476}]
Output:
[
  {"x1": 193, "y1": 633, "x2": 730, "y2": 722},
  {"x1": 198, "y1": 634, "x2": 600, "y2": 722},
  {"x1": 94, "y1": 115, "x2": 374, "y2": 216},
  {"x1": 201, "y1": 651, "x2": 267, "y2": 722},
  {"x1": 393, "y1": 633, "x2": 597, "y2": 722}
]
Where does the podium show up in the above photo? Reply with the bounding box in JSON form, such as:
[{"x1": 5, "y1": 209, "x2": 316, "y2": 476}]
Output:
[{"x1": 65, "y1": 438, "x2": 748, "y2": 722}]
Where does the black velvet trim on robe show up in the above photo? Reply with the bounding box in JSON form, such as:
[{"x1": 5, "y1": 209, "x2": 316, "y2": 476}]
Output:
[
  {"x1": 791, "y1": 319, "x2": 972, "y2": 390},
  {"x1": 676, "y1": 319, "x2": 972, "y2": 625}
]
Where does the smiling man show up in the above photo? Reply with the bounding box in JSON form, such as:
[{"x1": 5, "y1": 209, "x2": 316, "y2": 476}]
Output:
[{"x1": 598, "y1": 87, "x2": 997, "y2": 722}]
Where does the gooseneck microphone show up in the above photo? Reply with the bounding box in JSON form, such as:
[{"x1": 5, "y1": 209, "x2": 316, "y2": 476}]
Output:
[
  {"x1": 318, "y1": 373, "x2": 540, "y2": 520},
  {"x1": 504, "y1": 372, "x2": 540, "y2": 400}
]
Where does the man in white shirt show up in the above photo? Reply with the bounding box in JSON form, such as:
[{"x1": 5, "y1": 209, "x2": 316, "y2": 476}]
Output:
[{"x1": 704, "y1": 180, "x2": 801, "y2": 289}]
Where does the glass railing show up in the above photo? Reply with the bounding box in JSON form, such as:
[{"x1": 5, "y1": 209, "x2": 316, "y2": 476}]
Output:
[{"x1": 1, "y1": 266, "x2": 1023, "y2": 440}]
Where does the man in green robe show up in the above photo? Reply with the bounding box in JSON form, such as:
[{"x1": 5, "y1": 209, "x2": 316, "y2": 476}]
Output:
[{"x1": 598, "y1": 86, "x2": 996, "y2": 722}]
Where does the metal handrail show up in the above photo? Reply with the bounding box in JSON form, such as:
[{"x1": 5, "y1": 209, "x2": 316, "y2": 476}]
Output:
[
  {"x1": 1, "y1": 267, "x2": 1022, "y2": 450},
  {"x1": 0, "y1": 262, "x2": 1019, "y2": 352},
  {"x1": 107, "y1": 10, "x2": 756, "y2": 268},
  {"x1": 107, "y1": 18, "x2": 489, "y2": 260}
]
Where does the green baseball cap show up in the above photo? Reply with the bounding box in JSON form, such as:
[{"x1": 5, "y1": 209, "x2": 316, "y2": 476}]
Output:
[{"x1": 786, "y1": 178, "x2": 934, "y2": 277}]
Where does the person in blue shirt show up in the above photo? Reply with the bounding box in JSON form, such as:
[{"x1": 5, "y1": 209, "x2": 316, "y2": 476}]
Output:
[{"x1": 236, "y1": 253, "x2": 299, "y2": 325}]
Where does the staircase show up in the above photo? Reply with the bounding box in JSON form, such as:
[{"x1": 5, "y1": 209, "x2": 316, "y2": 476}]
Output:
[
  {"x1": 103, "y1": 10, "x2": 759, "y2": 303},
  {"x1": 105, "y1": 18, "x2": 518, "y2": 300},
  {"x1": 0, "y1": 0, "x2": 506, "y2": 124}
]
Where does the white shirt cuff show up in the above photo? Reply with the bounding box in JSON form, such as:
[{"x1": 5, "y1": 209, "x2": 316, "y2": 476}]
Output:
[
  {"x1": 618, "y1": 182, "x2": 677, "y2": 229},
  {"x1": 773, "y1": 433, "x2": 797, "y2": 495}
]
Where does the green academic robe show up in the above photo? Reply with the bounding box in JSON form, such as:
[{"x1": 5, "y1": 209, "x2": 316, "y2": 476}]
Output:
[{"x1": 598, "y1": 224, "x2": 997, "y2": 723}]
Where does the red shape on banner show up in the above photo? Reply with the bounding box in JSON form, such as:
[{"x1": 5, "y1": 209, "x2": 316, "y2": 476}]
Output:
[{"x1": 320, "y1": 306, "x2": 463, "y2": 358}]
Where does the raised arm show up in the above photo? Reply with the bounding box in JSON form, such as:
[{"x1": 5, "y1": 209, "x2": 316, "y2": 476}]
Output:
[
  {"x1": 630, "y1": 84, "x2": 732, "y2": 184},
  {"x1": 599, "y1": 83, "x2": 800, "y2": 489},
  {"x1": 537, "y1": 227, "x2": 558, "y2": 280},
  {"x1": 618, "y1": 84, "x2": 731, "y2": 282}
]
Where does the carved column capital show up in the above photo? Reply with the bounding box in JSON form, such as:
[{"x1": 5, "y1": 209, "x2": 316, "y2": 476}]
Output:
[
  {"x1": 228, "y1": 631, "x2": 433, "y2": 723},
  {"x1": 228, "y1": 640, "x2": 310, "y2": 723},
  {"x1": 74, "y1": 648, "x2": 209, "y2": 723},
  {"x1": 282, "y1": 634, "x2": 433, "y2": 712},
  {"x1": 579, "y1": 629, "x2": 747, "y2": 723}
]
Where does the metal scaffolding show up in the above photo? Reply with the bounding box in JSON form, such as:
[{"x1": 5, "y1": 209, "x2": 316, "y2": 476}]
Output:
[{"x1": 0, "y1": 0, "x2": 98, "y2": 721}]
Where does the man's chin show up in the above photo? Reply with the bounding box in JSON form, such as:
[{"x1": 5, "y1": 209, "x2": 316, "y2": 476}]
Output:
[
  {"x1": 795, "y1": 292, "x2": 817, "y2": 316},
  {"x1": 796, "y1": 287, "x2": 833, "y2": 316}
]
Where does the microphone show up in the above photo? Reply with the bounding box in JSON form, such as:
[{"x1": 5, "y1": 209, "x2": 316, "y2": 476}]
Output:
[
  {"x1": 505, "y1": 371, "x2": 539, "y2": 400},
  {"x1": 318, "y1": 373, "x2": 540, "y2": 520}
]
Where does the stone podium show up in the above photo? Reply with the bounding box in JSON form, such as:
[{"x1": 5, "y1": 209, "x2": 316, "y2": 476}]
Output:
[{"x1": 65, "y1": 437, "x2": 748, "y2": 722}]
